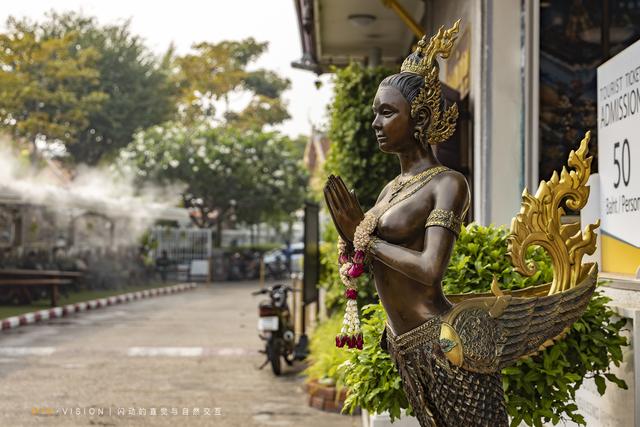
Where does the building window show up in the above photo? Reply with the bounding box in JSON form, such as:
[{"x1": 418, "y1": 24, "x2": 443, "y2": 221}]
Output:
[{"x1": 539, "y1": 0, "x2": 640, "y2": 180}]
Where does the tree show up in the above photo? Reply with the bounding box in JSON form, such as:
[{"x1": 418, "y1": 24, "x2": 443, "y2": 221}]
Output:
[
  {"x1": 116, "y1": 37, "x2": 305, "y2": 245},
  {"x1": 0, "y1": 12, "x2": 177, "y2": 165},
  {"x1": 173, "y1": 38, "x2": 290, "y2": 128},
  {"x1": 119, "y1": 121, "x2": 308, "y2": 245},
  {"x1": 0, "y1": 16, "x2": 107, "y2": 159},
  {"x1": 45, "y1": 12, "x2": 177, "y2": 165}
]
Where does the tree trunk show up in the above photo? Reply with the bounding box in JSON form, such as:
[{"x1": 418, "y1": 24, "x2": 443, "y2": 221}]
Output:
[
  {"x1": 29, "y1": 139, "x2": 39, "y2": 166},
  {"x1": 286, "y1": 220, "x2": 293, "y2": 243},
  {"x1": 215, "y1": 219, "x2": 222, "y2": 248}
]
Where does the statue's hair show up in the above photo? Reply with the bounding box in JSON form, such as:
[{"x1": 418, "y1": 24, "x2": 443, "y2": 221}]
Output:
[{"x1": 379, "y1": 71, "x2": 424, "y2": 107}]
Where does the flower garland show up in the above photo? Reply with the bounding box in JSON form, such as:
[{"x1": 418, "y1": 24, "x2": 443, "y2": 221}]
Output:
[{"x1": 335, "y1": 213, "x2": 377, "y2": 350}]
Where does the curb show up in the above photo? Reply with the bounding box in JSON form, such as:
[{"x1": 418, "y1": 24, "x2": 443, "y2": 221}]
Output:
[
  {"x1": 305, "y1": 379, "x2": 358, "y2": 415},
  {"x1": 1, "y1": 283, "x2": 198, "y2": 332}
]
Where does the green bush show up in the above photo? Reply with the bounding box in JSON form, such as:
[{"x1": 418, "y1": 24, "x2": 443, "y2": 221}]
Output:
[
  {"x1": 339, "y1": 224, "x2": 628, "y2": 426},
  {"x1": 339, "y1": 303, "x2": 411, "y2": 420},
  {"x1": 443, "y1": 223, "x2": 553, "y2": 293},
  {"x1": 324, "y1": 63, "x2": 397, "y2": 209},
  {"x1": 304, "y1": 313, "x2": 350, "y2": 387}
]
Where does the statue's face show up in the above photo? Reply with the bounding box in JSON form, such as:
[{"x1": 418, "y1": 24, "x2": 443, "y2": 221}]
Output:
[{"x1": 372, "y1": 85, "x2": 414, "y2": 153}]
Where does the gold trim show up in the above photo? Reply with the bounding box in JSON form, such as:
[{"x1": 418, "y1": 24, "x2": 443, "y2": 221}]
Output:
[
  {"x1": 490, "y1": 276, "x2": 504, "y2": 296},
  {"x1": 398, "y1": 21, "x2": 460, "y2": 146},
  {"x1": 389, "y1": 167, "x2": 444, "y2": 201},
  {"x1": 507, "y1": 131, "x2": 599, "y2": 295},
  {"x1": 425, "y1": 208, "x2": 463, "y2": 236},
  {"x1": 439, "y1": 322, "x2": 463, "y2": 367},
  {"x1": 380, "y1": 0, "x2": 424, "y2": 38}
]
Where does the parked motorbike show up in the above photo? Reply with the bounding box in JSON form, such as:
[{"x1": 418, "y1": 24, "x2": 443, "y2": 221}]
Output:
[
  {"x1": 264, "y1": 256, "x2": 289, "y2": 281},
  {"x1": 251, "y1": 284, "x2": 308, "y2": 375}
]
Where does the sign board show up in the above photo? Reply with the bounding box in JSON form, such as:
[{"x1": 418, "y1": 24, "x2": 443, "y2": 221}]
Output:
[
  {"x1": 189, "y1": 260, "x2": 209, "y2": 281},
  {"x1": 597, "y1": 39, "x2": 640, "y2": 275},
  {"x1": 302, "y1": 202, "x2": 320, "y2": 304}
]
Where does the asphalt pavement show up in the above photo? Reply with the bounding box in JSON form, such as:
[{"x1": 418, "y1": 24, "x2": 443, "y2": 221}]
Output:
[{"x1": 0, "y1": 280, "x2": 359, "y2": 427}]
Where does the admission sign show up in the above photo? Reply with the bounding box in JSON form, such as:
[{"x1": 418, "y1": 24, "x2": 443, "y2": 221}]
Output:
[{"x1": 597, "y1": 38, "x2": 640, "y2": 275}]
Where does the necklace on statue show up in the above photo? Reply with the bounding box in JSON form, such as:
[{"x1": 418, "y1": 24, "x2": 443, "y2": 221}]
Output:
[{"x1": 388, "y1": 166, "x2": 441, "y2": 202}]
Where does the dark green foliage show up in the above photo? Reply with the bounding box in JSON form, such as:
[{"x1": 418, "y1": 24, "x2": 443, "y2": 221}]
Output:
[
  {"x1": 120, "y1": 123, "x2": 308, "y2": 230},
  {"x1": 339, "y1": 303, "x2": 412, "y2": 421},
  {"x1": 338, "y1": 224, "x2": 628, "y2": 426},
  {"x1": 442, "y1": 223, "x2": 553, "y2": 293},
  {"x1": 323, "y1": 63, "x2": 398, "y2": 209},
  {"x1": 244, "y1": 69, "x2": 291, "y2": 98},
  {"x1": 0, "y1": 12, "x2": 177, "y2": 165},
  {"x1": 62, "y1": 15, "x2": 176, "y2": 165}
]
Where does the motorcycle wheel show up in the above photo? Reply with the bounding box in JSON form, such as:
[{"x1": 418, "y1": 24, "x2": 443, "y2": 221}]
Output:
[{"x1": 267, "y1": 339, "x2": 282, "y2": 376}]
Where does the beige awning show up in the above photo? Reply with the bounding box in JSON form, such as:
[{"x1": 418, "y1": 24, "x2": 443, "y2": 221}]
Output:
[{"x1": 292, "y1": 0, "x2": 425, "y2": 74}]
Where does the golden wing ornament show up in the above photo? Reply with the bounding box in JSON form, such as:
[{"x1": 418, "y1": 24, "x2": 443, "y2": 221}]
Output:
[
  {"x1": 439, "y1": 132, "x2": 599, "y2": 373},
  {"x1": 439, "y1": 265, "x2": 596, "y2": 373}
]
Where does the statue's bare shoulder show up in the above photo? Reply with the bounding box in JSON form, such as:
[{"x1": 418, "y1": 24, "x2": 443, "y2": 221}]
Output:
[{"x1": 430, "y1": 169, "x2": 470, "y2": 215}]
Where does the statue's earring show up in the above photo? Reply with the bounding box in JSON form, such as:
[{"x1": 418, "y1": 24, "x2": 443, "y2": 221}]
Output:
[
  {"x1": 413, "y1": 122, "x2": 420, "y2": 142},
  {"x1": 412, "y1": 107, "x2": 430, "y2": 147},
  {"x1": 413, "y1": 125, "x2": 426, "y2": 146}
]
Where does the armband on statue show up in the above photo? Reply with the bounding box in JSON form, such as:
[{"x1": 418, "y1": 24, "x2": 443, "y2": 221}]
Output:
[{"x1": 425, "y1": 208, "x2": 463, "y2": 236}]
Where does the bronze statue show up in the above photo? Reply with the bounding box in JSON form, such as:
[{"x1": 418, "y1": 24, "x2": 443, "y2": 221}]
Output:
[{"x1": 324, "y1": 20, "x2": 598, "y2": 427}]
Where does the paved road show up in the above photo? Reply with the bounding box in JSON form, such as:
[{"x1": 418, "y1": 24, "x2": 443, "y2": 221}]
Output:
[{"x1": 0, "y1": 281, "x2": 359, "y2": 427}]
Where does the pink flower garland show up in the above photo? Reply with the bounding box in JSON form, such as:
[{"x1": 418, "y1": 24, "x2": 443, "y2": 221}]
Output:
[{"x1": 335, "y1": 213, "x2": 378, "y2": 350}]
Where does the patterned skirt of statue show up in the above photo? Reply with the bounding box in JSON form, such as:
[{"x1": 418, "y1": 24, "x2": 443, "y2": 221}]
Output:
[{"x1": 382, "y1": 316, "x2": 508, "y2": 427}]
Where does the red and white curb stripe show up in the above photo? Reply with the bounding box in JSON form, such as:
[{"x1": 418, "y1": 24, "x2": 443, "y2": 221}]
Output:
[{"x1": 1, "y1": 283, "x2": 197, "y2": 332}]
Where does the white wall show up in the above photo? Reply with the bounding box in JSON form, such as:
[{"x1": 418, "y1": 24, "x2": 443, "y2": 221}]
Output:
[
  {"x1": 427, "y1": 0, "x2": 525, "y2": 226},
  {"x1": 570, "y1": 286, "x2": 638, "y2": 427},
  {"x1": 487, "y1": 0, "x2": 525, "y2": 226}
]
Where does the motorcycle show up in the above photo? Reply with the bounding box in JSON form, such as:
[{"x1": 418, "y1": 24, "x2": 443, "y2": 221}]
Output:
[{"x1": 251, "y1": 284, "x2": 308, "y2": 375}]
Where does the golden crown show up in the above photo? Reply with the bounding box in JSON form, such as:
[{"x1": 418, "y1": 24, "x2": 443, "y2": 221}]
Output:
[{"x1": 401, "y1": 20, "x2": 460, "y2": 145}]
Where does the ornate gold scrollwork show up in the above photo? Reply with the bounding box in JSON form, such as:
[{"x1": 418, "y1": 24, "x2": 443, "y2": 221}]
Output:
[
  {"x1": 507, "y1": 131, "x2": 600, "y2": 295},
  {"x1": 400, "y1": 20, "x2": 460, "y2": 146}
]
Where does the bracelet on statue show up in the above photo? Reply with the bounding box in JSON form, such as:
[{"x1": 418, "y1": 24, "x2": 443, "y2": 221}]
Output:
[
  {"x1": 367, "y1": 236, "x2": 382, "y2": 255},
  {"x1": 353, "y1": 213, "x2": 377, "y2": 254}
]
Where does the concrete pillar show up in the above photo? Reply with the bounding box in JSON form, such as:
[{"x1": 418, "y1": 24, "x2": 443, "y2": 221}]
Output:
[{"x1": 368, "y1": 47, "x2": 382, "y2": 68}]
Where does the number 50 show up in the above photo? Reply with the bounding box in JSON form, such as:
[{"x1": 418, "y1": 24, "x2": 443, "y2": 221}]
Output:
[{"x1": 613, "y1": 139, "x2": 631, "y2": 188}]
